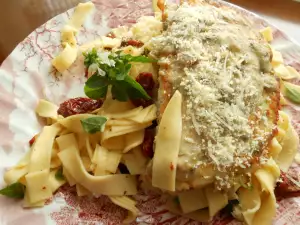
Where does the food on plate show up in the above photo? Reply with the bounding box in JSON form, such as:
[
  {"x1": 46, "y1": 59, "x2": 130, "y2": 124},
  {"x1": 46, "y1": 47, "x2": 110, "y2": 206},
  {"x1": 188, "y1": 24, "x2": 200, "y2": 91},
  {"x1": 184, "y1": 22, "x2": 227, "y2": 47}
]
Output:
[{"x1": 1, "y1": 0, "x2": 300, "y2": 224}]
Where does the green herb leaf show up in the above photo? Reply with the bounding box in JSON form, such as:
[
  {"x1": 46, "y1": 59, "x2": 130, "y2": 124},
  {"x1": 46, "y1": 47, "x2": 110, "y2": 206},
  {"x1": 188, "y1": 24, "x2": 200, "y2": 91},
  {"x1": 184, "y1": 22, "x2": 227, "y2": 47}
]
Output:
[
  {"x1": 0, "y1": 182, "x2": 25, "y2": 199},
  {"x1": 83, "y1": 48, "x2": 153, "y2": 101},
  {"x1": 85, "y1": 73, "x2": 109, "y2": 88},
  {"x1": 55, "y1": 167, "x2": 65, "y2": 181},
  {"x1": 123, "y1": 55, "x2": 157, "y2": 63},
  {"x1": 85, "y1": 75, "x2": 109, "y2": 99},
  {"x1": 83, "y1": 48, "x2": 99, "y2": 67},
  {"x1": 115, "y1": 63, "x2": 131, "y2": 81},
  {"x1": 111, "y1": 83, "x2": 130, "y2": 101},
  {"x1": 81, "y1": 116, "x2": 107, "y2": 134},
  {"x1": 124, "y1": 76, "x2": 151, "y2": 100},
  {"x1": 283, "y1": 81, "x2": 300, "y2": 104},
  {"x1": 84, "y1": 84, "x2": 108, "y2": 99}
]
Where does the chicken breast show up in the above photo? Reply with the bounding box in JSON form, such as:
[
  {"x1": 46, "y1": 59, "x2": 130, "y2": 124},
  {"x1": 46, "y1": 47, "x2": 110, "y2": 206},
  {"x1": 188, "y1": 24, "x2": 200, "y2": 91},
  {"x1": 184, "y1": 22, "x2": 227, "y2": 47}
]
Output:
[{"x1": 149, "y1": 1, "x2": 280, "y2": 191}]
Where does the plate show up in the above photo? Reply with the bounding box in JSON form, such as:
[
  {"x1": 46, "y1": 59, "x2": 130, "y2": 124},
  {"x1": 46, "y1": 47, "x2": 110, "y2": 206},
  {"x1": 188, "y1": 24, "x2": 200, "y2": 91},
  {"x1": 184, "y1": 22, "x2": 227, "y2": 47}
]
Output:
[{"x1": 0, "y1": 0, "x2": 300, "y2": 224}]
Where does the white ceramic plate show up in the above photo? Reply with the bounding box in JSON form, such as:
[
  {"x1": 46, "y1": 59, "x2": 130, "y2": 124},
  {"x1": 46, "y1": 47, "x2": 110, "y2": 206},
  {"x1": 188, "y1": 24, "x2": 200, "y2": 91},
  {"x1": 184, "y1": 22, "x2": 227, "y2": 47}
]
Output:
[{"x1": 1, "y1": 0, "x2": 300, "y2": 224}]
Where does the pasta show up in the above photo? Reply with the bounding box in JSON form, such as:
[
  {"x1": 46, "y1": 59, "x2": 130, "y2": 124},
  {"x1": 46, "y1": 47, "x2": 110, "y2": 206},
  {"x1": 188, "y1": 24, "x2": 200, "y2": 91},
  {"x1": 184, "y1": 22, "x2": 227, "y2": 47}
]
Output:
[
  {"x1": 1, "y1": 1, "x2": 300, "y2": 225},
  {"x1": 52, "y1": 2, "x2": 94, "y2": 72},
  {"x1": 58, "y1": 146, "x2": 137, "y2": 196},
  {"x1": 152, "y1": 90, "x2": 182, "y2": 191},
  {"x1": 51, "y1": 43, "x2": 78, "y2": 73}
]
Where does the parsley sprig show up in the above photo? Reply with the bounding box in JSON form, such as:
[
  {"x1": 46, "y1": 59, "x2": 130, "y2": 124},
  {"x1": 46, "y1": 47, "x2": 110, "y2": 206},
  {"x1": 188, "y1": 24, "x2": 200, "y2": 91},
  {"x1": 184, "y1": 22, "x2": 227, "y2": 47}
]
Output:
[{"x1": 83, "y1": 49, "x2": 156, "y2": 101}]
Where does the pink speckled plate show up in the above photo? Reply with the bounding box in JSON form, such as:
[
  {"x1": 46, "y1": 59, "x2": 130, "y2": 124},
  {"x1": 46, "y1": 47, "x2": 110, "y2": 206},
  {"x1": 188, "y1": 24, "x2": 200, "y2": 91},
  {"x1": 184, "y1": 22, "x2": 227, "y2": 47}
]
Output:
[{"x1": 1, "y1": 0, "x2": 300, "y2": 224}]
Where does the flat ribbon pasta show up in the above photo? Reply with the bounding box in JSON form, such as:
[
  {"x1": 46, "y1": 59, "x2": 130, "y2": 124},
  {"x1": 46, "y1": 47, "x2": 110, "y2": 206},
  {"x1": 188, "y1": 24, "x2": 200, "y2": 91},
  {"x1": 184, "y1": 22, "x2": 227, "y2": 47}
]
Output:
[
  {"x1": 4, "y1": 150, "x2": 31, "y2": 185},
  {"x1": 58, "y1": 114, "x2": 99, "y2": 133},
  {"x1": 58, "y1": 146, "x2": 137, "y2": 195},
  {"x1": 152, "y1": 90, "x2": 182, "y2": 191},
  {"x1": 35, "y1": 99, "x2": 58, "y2": 119},
  {"x1": 204, "y1": 186, "x2": 228, "y2": 217},
  {"x1": 48, "y1": 169, "x2": 66, "y2": 193},
  {"x1": 238, "y1": 159, "x2": 280, "y2": 225},
  {"x1": 123, "y1": 147, "x2": 148, "y2": 175},
  {"x1": 109, "y1": 196, "x2": 139, "y2": 224},
  {"x1": 178, "y1": 188, "x2": 208, "y2": 214},
  {"x1": 277, "y1": 124, "x2": 299, "y2": 171},
  {"x1": 25, "y1": 124, "x2": 61, "y2": 203},
  {"x1": 166, "y1": 197, "x2": 210, "y2": 222},
  {"x1": 76, "y1": 184, "x2": 91, "y2": 197},
  {"x1": 238, "y1": 180, "x2": 262, "y2": 225}
]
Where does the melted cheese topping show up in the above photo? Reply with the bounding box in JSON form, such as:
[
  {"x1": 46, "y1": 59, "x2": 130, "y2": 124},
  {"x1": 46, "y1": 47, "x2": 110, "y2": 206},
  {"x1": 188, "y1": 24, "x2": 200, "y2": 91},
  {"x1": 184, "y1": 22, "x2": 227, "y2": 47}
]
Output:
[{"x1": 151, "y1": 3, "x2": 279, "y2": 190}]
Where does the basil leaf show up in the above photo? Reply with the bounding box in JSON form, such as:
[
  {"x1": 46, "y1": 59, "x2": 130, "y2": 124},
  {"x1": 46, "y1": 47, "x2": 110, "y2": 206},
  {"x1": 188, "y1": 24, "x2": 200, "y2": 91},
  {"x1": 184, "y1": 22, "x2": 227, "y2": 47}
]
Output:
[
  {"x1": 0, "y1": 182, "x2": 25, "y2": 199},
  {"x1": 85, "y1": 75, "x2": 109, "y2": 99},
  {"x1": 55, "y1": 167, "x2": 65, "y2": 181},
  {"x1": 111, "y1": 83, "x2": 130, "y2": 101},
  {"x1": 83, "y1": 49, "x2": 153, "y2": 101},
  {"x1": 83, "y1": 48, "x2": 99, "y2": 67},
  {"x1": 81, "y1": 116, "x2": 107, "y2": 134},
  {"x1": 283, "y1": 81, "x2": 300, "y2": 104},
  {"x1": 85, "y1": 74, "x2": 109, "y2": 88},
  {"x1": 124, "y1": 76, "x2": 151, "y2": 100},
  {"x1": 84, "y1": 85, "x2": 108, "y2": 99},
  {"x1": 123, "y1": 55, "x2": 157, "y2": 63},
  {"x1": 116, "y1": 63, "x2": 131, "y2": 81}
]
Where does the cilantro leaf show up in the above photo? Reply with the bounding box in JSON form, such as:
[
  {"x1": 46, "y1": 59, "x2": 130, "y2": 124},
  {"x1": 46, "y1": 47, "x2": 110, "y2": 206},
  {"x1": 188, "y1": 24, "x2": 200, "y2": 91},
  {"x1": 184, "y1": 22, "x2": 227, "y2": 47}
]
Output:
[
  {"x1": 81, "y1": 116, "x2": 107, "y2": 134},
  {"x1": 0, "y1": 182, "x2": 25, "y2": 199},
  {"x1": 55, "y1": 167, "x2": 65, "y2": 181}
]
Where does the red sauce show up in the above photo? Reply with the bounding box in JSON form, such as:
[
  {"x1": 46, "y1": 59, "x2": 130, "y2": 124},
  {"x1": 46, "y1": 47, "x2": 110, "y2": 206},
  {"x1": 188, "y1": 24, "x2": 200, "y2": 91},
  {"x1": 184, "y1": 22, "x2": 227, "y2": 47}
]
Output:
[
  {"x1": 57, "y1": 97, "x2": 103, "y2": 117},
  {"x1": 142, "y1": 129, "x2": 155, "y2": 158},
  {"x1": 121, "y1": 39, "x2": 144, "y2": 48}
]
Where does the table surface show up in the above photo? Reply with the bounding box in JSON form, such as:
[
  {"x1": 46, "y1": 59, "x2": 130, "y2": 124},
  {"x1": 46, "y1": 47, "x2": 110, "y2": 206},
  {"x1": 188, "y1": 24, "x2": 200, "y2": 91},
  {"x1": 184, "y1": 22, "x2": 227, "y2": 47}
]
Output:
[{"x1": 0, "y1": 0, "x2": 299, "y2": 64}]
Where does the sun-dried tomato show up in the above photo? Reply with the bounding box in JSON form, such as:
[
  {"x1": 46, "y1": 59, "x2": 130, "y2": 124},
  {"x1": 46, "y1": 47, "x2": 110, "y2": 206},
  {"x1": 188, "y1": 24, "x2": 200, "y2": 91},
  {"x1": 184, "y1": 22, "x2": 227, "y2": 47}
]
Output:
[
  {"x1": 142, "y1": 129, "x2": 155, "y2": 158},
  {"x1": 275, "y1": 171, "x2": 300, "y2": 198},
  {"x1": 136, "y1": 72, "x2": 155, "y2": 93},
  {"x1": 29, "y1": 134, "x2": 37, "y2": 146},
  {"x1": 84, "y1": 67, "x2": 88, "y2": 78},
  {"x1": 121, "y1": 39, "x2": 144, "y2": 48},
  {"x1": 57, "y1": 97, "x2": 103, "y2": 117},
  {"x1": 131, "y1": 72, "x2": 155, "y2": 107},
  {"x1": 131, "y1": 98, "x2": 154, "y2": 108}
]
